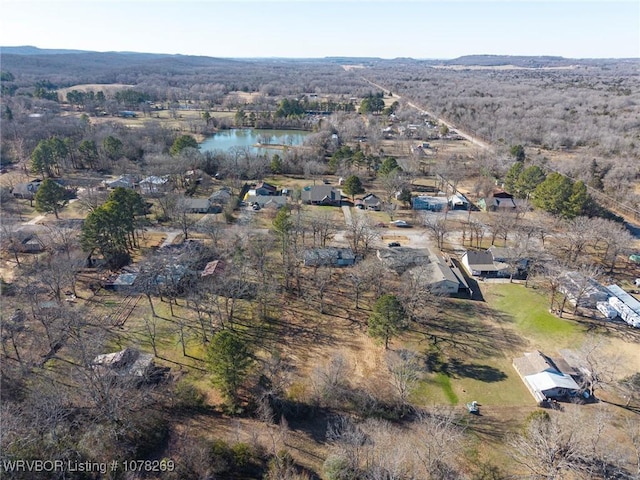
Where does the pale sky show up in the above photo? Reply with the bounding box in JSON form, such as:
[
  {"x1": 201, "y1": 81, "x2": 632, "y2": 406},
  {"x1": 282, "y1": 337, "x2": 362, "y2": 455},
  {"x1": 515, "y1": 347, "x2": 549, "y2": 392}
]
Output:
[{"x1": 1, "y1": 0, "x2": 638, "y2": 59}]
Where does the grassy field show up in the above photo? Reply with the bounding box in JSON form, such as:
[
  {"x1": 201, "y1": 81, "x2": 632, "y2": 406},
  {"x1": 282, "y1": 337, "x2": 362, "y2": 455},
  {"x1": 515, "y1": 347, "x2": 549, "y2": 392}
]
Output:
[
  {"x1": 404, "y1": 283, "x2": 594, "y2": 410},
  {"x1": 483, "y1": 283, "x2": 588, "y2": 351}
]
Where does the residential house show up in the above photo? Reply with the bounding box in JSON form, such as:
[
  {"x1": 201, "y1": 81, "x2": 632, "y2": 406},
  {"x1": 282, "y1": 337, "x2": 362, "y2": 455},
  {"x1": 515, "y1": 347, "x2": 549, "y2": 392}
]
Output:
[
  {"x1": 408, "y1": 252, "x2": 470, "y2": 296},
  {"x1": 19, "y1": 235, "x2": 45, "y2": 253},
  {"x1": 245, "y1": 194, "x2": 287, "y2": 209},
  {"x1": 478, "y1": 190, "x2": 517, "y2": 212},
  {"x1": 461, "y1": 250, "x2": 510, "y2": 277},
  {"x1": 513, "y1": 351, "x2": 581, "y2": 405},
  {"x1": 412, "y1": 195, "x2": 448, "y2": 211},
  {"x1": 558, "y1": 271, "x2": 609, "y2": 309},
  {"x1": 304, "y1": 247, "x2": 356, "y2": 267},
  {"x1": 181, "y1": 197, "x2": 213, "y2": 214},
  {"x1": 103, "y1": 174, "x2": 138, "y2": 190},
  {"x1": 361, "y1": 193, "x2": 382, "y2": 211},
  {"x1": 377, "y1": 247, "x2": 431, "y2": 275},
  {"x1": 487, "y1": 246, "x2": 529, "y2": 277},
  {"x1": 301, "y1": 185, "x2": 342, "y2": 206},
  {"x1": 255, "y1": 181, "x2": 278, "y2": 196},
  {"x1": 209, "y1": 188, "x2": 232, "y2": 205},
  {"x1": 139, "y1": 175, "x2": 170, "y2": 195},
  {"x1": 448, "y1": 193, "x2": 470, "y2": 210},
  {"x1": 104, "y1": 272, "x2": 138, "y2": 292},
  {"x1": 12, "y1": 180, "x2": 42, "y2": 200},
  {"x1": 379, "y1": 246, "x2": 469, "y2": 295}
]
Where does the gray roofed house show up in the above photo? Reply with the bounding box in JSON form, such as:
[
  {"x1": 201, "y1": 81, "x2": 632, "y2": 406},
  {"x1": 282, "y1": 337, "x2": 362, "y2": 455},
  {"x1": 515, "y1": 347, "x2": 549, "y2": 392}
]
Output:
[
  {"x1": 361, "y1": 193, "x2": 382, "y2": 211},
  {"x1": 406, "y1": 251, "x2": 470, "y2": 296},
  {"x1": 182, "y1": 198, "x2": 212, "y2": 213},
  {"x1": 302, "y1": 185, "x2": 342, "y2": 206},
  {"x1": 20, "y1": 234, "x2": 45, "y2": 253},
  {"x1": 487, "y1": 245, "x2": 529, "y2": 276},
  {"x1": 246, "y1": 194, "x2": 287, "y2": 209},
  {"x1": 304, "y1": 247, "x2": 356, "y2": 267},
  {"x1": 12, "y1": 181, "x2": 42, "y2": 200},
  {"x1": 377, "y1": 247, "x2": 431, "y2": 275},
  {"x1": 461, "y1": 250, "x2": 510, "y2": 277},
  {"x1": 103, "y1": 174, "x2": 139, "y2": 189},
  {"x1": 412, "y1": 195, "x2": 448, "y2": 211},
  {"x1": 255, "y1": 181, "x2": 278, "y2": 196},
  {"x1": 209, "y1": 189, "x2": 232, "y2": 204}
]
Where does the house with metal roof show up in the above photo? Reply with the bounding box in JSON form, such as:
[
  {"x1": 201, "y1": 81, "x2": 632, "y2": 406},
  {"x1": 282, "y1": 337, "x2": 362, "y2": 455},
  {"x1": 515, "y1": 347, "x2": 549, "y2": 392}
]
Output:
[
  {"x1": 513, "y1": 351, "x2": 581, "y2": 405},
  {"x1": 139, "y1": 175, "x2": 170, "y2": 195},
  {"x1": 412, "y1": 195, "x2": 448, "y2": 211},
  {"x1": 558, "y1": 271, "x2": 609, "y2": 309},
  {"x1": 606, "y1": 284, "x2": 640, "y2": 327},
  {"x1": 103, "y1": 174, "x2": 139, "y2": 190}
]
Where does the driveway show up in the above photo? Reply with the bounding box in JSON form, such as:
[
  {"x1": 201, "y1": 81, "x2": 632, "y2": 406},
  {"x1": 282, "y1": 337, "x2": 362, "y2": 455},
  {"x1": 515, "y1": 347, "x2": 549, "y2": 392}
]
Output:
[{"x1": 341, "y1": 205, "x2": 354, "y2": 227}]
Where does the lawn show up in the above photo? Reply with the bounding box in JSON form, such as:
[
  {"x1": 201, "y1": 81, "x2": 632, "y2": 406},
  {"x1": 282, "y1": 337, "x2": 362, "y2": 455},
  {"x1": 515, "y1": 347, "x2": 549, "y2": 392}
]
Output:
[
  {"x1": 483, "y1": 283, "x2": 588, "y2": 352},
  {"x1": 404, "y1": 282, "x2": 593, "y2": 409}
]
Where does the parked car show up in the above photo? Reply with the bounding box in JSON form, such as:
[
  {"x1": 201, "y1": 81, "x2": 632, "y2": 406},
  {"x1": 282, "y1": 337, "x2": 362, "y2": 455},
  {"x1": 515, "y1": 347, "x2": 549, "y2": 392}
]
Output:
[
  {"x1": 388, "y1": 242, "x2": 401, "y2": 247},
  {"x1": 390, "y1": 220, "x2": 412, "y2": 228}
]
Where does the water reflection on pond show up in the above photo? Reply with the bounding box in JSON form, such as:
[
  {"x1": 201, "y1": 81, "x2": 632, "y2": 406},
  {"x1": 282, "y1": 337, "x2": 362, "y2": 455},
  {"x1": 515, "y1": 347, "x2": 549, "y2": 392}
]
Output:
[{"x1": 199, "y1": 129, "x2": 309, "y2": 154}]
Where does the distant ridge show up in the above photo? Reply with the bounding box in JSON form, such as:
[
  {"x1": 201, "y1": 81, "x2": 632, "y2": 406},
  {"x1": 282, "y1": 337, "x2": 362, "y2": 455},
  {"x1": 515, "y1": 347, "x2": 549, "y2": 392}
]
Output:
[
  {"x1": 0, "y1": 45, "x2": 93, "y2": 55},
  {"x1": 445, "y1": 55, "x2": 571, "y2": 68}
]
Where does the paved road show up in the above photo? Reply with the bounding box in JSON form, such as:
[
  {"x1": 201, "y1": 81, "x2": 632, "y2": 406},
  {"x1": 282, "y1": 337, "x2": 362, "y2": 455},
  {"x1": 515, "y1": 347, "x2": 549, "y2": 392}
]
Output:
[{"x1": 358, "y1": 76, "x2": 492, "y2": 151}]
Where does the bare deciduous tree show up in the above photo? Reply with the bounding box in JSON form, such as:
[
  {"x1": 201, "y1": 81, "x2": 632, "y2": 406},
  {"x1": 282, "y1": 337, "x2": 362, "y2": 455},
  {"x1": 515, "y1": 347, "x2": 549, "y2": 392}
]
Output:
[
  {"x1": 423, "y1": 213, "x2": 449, "y2": 250},
  {"x1": 386, "y1": 349, "x2": 421, "y2": 406}
]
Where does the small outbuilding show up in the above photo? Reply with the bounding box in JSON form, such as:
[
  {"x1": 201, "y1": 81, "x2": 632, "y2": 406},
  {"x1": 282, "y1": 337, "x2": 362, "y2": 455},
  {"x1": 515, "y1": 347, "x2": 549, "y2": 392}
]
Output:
[{"x1": 92, "y1": 348, "x2": 155, "y2": 379}]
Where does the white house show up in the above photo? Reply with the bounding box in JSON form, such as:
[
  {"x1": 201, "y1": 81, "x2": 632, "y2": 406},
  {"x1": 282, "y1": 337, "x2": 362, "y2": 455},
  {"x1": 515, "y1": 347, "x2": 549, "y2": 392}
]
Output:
[
  {"x1": 461, "y1": 250, "x2": 510, "y2": 278},
  {"x1": 513, "y1": 351, "x2": 581, "y2": 405}
]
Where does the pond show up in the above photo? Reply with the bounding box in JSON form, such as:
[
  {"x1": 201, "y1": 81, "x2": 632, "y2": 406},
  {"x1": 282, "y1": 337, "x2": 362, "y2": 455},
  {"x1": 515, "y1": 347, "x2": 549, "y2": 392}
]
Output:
[{"x1": 199, "y1": 128, "x2": 310, "y2": 154}]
